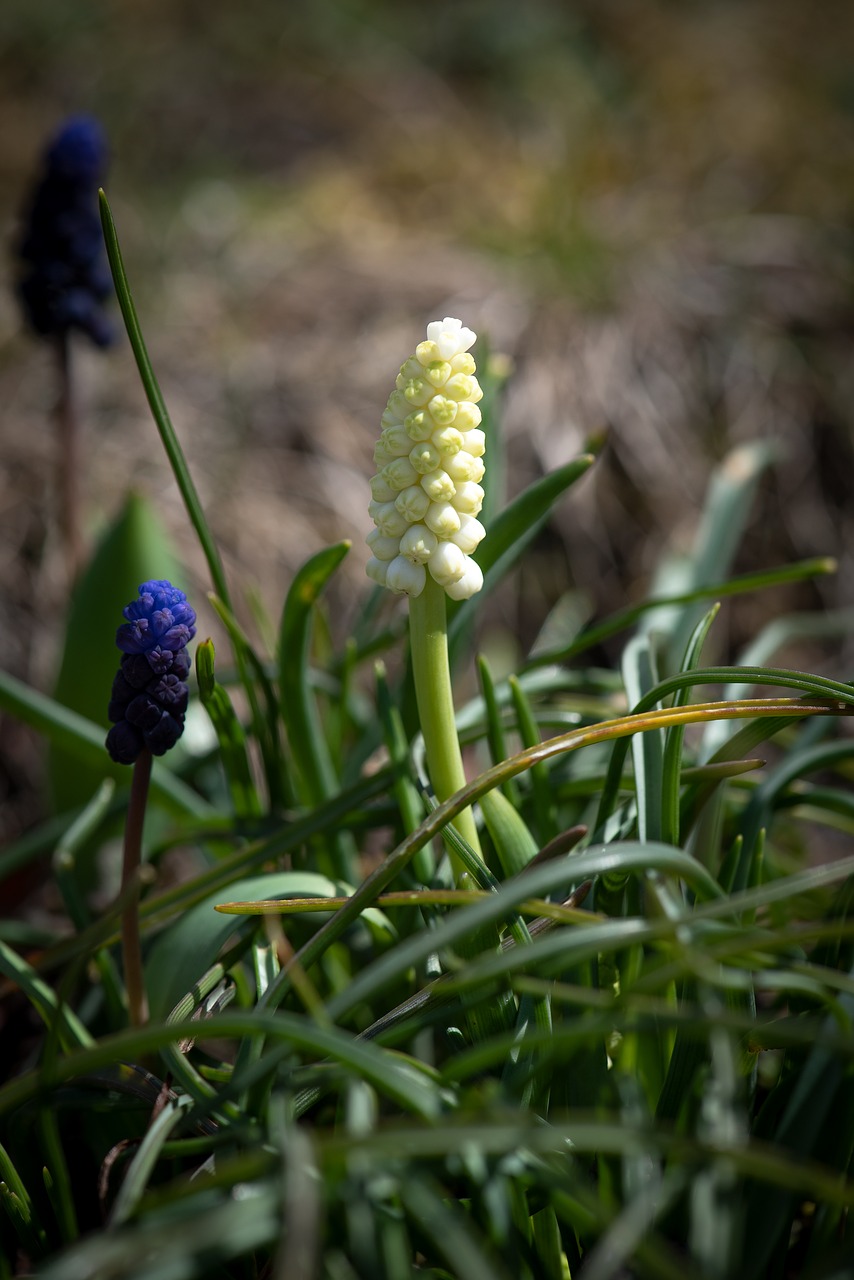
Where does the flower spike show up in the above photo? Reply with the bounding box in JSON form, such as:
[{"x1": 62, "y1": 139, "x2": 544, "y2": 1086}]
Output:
[
  {"x1": 367, "y1": 318, "x2": 485, "y2": 600},
  {"x1": 106, "y1": 580, "x2": 196, "y2": 764}
]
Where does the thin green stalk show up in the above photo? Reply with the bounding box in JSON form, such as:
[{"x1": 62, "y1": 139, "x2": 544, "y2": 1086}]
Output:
[
  {"x1": 409, "y1": 577, "x2": 482, "y2": 873},
  {"x1": 122, "y1": 750, "x2": 152, "y2": 1026},
  {"x1": 55, "y1": 332, "x2": 82, "y2": 581}
]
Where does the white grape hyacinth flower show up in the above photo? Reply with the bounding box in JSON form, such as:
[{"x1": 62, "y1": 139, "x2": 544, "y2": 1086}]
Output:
[{"x1": 366, "y1": 318, "x2": 486, "y2": 599}]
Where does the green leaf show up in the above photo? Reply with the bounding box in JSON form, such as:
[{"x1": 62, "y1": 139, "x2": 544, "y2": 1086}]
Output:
[
  {"x1": 661, "y1": 604, "x2": 720, "y2": 845},
  {"x1": 49, "y1": 492, "x2": 184, "y2": 813},
  {"x1": 145, "y1": 871, "x2": 355, "y2": 1021},
  {"x1": 449, "y1": 451, "x2": 597, "y2": 657},
  {"x1": 195, "y1": 640, "x2": 262, "y2": 818},
  {"x1": 480, "y1": 787, "x2": 539, "y2": 879}
]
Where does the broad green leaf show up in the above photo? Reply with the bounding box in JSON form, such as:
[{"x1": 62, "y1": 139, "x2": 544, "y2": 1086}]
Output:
[
  {"x1": 145, "y1": 871, "x2": 356, "y2": 1021},
  {"x1": 49, "y1": 491, "x2": 184, "y2": 813}
]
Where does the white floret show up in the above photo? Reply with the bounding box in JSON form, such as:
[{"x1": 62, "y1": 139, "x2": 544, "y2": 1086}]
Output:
[
  {"x1": 386, "y1": 555, "x2": 426, "y2": 597},
  {"x1": 428, "y1": 541, "x2": 466, "y2": 586},
  {"x1": 444, "y1": 558, "x2": 484, "y2": 601}
]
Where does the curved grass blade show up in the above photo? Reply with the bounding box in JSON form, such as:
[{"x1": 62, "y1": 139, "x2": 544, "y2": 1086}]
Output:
[
  {"x1": 257, "y1": 694, "x2": 846, "y2": 1018},
  {"x1": 527, "y1": 558, "x2": 836, "y2": 669},
  {"x1": 661, "y1": 604, "x2": 720, "y2": 846},
  {"x1": 207, "y1": 592, "x2": 289, "y2": 809},
  {"x1": 195, "y1": 639, "x2": 261, "y2": 819},
  {"x1": 99, "y1": 191, "x2": 230, "y2": 608}
]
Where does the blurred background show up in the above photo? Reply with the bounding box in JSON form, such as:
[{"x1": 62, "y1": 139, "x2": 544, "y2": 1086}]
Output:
[{"x1": 2, "y1": 0, "x2": 854, "y2": 838}]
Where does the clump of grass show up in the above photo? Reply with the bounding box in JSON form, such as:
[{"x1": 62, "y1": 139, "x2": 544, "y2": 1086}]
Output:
[{"x1": 0, "y1": 193, "x2": 852, "y2": 1280}]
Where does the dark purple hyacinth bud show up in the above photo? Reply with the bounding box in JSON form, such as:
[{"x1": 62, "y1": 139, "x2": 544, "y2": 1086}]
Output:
[
  {"x1": 15, "y1": 115, "x2": 115, "y2": 348},
  {"x1": 106, "y1": 580, "x2": 196, "y2": 765}
]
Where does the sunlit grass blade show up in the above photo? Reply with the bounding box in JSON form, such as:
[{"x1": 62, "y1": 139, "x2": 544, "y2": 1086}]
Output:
[
  {"x1": 509, "y1": 674, "x2": 555, "y2": 843},
  {"x1": 195, "y1": 639, "x2": 262, "y2": 819},
  {"x1": 622, "y1": 634, "x2": 664, "y2": 843},
  {"x1": 661, "y1": 604, "x2": 720, "y2": 846}
]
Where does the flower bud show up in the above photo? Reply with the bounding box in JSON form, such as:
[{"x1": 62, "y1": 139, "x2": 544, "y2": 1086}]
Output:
[
  {"x1": 420, "y1": 469, "x2": 456, "y2": 502},
  {"x1": 399, "y1": 523, "x2": 438, "y2": 564},
  {"x1": 366, "y1": 527, "x2": 402, "y2": 560},
  {"x1": 395, "y1": 485, "x2": 431, "y2": 523},
  {"x1": 452, "y1": 482, "x2": 485, "y2": 516},
  {"x1": 428, "y1": 541, "x2": 466, "y2": 586},
  {"x1": 386, "y1": 555, "x2": 427, "y2": 597}
]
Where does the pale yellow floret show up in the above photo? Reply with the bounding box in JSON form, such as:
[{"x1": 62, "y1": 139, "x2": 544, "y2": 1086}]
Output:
[
  {"x1": 420, "y1": 469, "x2": 456, "y2": 502},
  {"x1": 461, "y1": 428, "x2": 486, "y2": 457},
  {"x1": 428, "y1": 395, "x2": 458, "y2": 425},
  {"x1": 405, "y1": 409, "x2": 434, "y2": 442},
  {"x1": 445, "y1": 455, "x2": 478, "y2": 483},
  {"x1": 399, "y1": 523, "x2": 438, "y2": 564},
  {"x1": 452, "y1": 482, "x2": 485, "y2": 516},
  {"x1": 386, "y1": 555, "x2": 426, "y2": 597},
  {"x1": 450, "y1": 352, "x2": 476, "y2": 376},
  {"x1": 395, "y1": 485, "x2": 431, "y2": 522},
  {"x1": 454, "y1": 403, "x2": 482, "y2": 431},
  {"x1": 444, "y1": 373, "x2": 481, "y2": 403},
  {"x1": 409, "y1": 442, "x2": 442, "y2": 474},
  {"x1": 424, "y1": 360, "x2": 452, "y2": 388},
  {"x1": 432, "y1": 426, "x2": 464, "y2": 456},
  {"x1": 424, "y1": 501, "x2": 461, "y2": 538},
  {"x1": 382, "y1": 458, "x2": 419, "y2": 491},
  {"x1": 381, "y1": 424, "x2": 412, "y2": 456},
  {"x1": 402, "y1": 378, "x2": 433, "y2": 407},
  {"x1": 415, "y1": 340, "x2": 440, "y2": 365}
]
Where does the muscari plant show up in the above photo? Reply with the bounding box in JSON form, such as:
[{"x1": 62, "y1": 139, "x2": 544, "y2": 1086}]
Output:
[
  {"x1": 0, "y1": 193, "x2": 853, "y2": 1280},
  {"x1": 14, "y1": 115, "x2": 114, "y2": 580}
]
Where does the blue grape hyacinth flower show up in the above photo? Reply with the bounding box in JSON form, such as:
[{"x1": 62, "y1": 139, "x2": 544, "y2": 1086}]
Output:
[
  {"x1": 106, "y1": 581, "x2": 197, "y2": 765},
  {"x1": 15, "y1": 115, "x2": 114, "y2": 348}
]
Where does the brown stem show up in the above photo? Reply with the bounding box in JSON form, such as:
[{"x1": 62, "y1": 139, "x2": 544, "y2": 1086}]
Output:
[
  {"x1": 55, "y1": 332, "x2": 83, "y2": 581},
  {"x1": 122, "y1": 749, "x2": 152, "y2": 1026}
]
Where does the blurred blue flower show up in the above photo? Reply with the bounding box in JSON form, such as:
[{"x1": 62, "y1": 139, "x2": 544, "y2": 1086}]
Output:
[
  {"x1": 106, "y1": 581, "x2": 196, "y2": 764},
  {"x1": 15, "y1": 115, "x2": 114, "y2": 347}
]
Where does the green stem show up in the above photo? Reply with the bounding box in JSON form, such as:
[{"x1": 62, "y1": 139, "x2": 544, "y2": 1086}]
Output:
[
  {"x1": 55, "y1": 332, "x2": 83, "y2": 582},
  {"x1": 409, "y1": 577, "x2": 482, "y2": 875},
  {"x1": 122, "y1": 750, "x2": 152, "y2": 1026}
]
